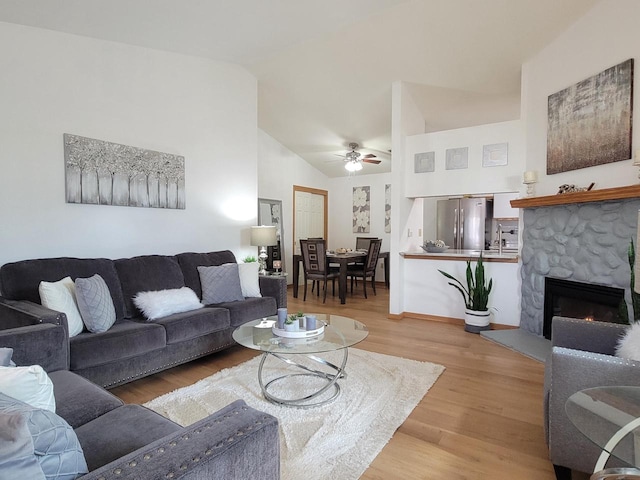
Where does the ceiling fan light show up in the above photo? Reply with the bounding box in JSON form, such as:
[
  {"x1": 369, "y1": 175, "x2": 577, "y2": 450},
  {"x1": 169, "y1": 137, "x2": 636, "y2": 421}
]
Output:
[{"x1": 345, "y1": 160, "x2": 363, "y2": 172}]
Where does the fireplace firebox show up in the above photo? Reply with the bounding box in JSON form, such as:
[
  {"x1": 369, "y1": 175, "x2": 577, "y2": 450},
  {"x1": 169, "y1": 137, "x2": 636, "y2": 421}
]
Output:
[{"x1": 543, "y1": 277, "x2": 626, "y2": 339}]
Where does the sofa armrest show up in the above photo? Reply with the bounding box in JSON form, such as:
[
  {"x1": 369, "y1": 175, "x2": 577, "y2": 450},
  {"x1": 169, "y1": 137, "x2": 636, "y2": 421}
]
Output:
[
  {"x1": 551, "y1": 316, "x2": 627, "y2": 356},
  {"x1": 0, "y1": 323, "x2": 69, "y2": 372},
  {"x1": 0, "y1": 297, "x2": 68, "y2": 331},
  {"x1": 80, "y1": 400, "x2": 280, "y2": 480},
  {"x1": 259, "y1": 275, "x2": 287, "y2": 309},
  {"x1": 545, "y1": 346, "x2": 640, "y2": 472}
]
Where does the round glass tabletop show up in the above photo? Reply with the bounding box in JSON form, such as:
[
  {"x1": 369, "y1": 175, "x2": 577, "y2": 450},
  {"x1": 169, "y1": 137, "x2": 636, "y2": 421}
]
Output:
[
  {"x1": 566, "y1": 386, "x2": 640, "y2": 469},
  {"x1": 232, "y1": 313, "x2": 368, "y2": 355}
]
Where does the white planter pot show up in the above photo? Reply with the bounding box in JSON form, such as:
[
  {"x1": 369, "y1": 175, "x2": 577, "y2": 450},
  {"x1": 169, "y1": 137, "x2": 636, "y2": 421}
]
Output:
[{"x1": 464, "y1": 308, "x2": 491, "y2": 333}]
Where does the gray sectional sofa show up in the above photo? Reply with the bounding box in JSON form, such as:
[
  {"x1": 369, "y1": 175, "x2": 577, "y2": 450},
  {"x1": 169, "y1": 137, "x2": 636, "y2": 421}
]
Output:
[
  {"x1": 0, "y1": 250, "x2": 287, "y2": 388},
  {"x1": 0, "y1": 302, "x2": 280, "y2": 479},
  {"x1": 0, "y1": 250, "x2": 285, "y2": 478}
]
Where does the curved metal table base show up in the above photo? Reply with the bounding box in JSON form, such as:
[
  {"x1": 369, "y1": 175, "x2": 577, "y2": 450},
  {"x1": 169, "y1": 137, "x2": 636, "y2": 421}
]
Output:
[{"x1": 258, "y1": 349, "x2": 348, "y2": 408}]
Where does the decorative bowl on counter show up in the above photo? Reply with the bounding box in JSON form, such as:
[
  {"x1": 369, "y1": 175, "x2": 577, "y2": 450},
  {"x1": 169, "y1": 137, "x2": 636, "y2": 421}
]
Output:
[
  {"x1": 422, "y1": 240, "x2": 449, "y2": 253},
  {"x1": 421, "y1": 245, "x2": 449, "y2": 253}
]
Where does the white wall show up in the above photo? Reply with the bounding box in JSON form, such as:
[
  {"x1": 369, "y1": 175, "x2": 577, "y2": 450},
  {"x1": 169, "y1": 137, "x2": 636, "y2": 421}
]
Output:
[
  {"x1": 404, "y1": 120, "x2": 525, "y2": 198},
  {"x1": 0, "y1": 22, "x2": 259, "y2": 267},
  {"x1": 521, "y1": 0, "x2": 640, "y2": 196},
  {"x1": 390, "y1": 81, "x2": 426, "y2": 314},
  {"x1": 257, "y1": 129, "x2": 330, "y2": 282},
  {"x1": 327, "y1": 172, "x2": 392, "y2": 281}
]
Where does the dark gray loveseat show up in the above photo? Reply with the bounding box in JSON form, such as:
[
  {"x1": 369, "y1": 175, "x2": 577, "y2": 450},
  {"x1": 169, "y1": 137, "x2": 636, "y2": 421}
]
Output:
[
  {"x1": 0, "y1": 305, "x2": 280, "y2": 479},
  {"x1": 0, "y1": 250, "x2": 287, "y2": 388}
]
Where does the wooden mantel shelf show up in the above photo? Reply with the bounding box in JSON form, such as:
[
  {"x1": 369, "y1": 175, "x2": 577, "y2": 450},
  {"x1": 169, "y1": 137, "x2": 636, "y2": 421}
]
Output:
[{"x1": 510, "y1": 184, "x2": 640, "y2": 208}]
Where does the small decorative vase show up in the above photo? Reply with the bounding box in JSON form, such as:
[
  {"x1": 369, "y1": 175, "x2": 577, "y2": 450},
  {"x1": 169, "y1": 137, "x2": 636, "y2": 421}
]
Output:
[
  {"x1": 284, "y1": 322, "x2": 297, "y2": 332},
  {"x1": 298, "y1": 316, "x2": 306, "y2": 329},
  {"x1": 305, "y1": 315, "x2": 317, "y2": 330},
  {"x1": 277, "y1": 308, "x2": 287, "y2": 329},
  {"x1": 464, "y1": 308, "x2": 491, "y2": 334}
]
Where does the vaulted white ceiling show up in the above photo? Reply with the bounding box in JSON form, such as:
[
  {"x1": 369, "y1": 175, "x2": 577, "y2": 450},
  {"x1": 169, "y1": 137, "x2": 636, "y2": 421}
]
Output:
[{"x1": 0, "y1": 0, "x2": 600, "y2": 176}]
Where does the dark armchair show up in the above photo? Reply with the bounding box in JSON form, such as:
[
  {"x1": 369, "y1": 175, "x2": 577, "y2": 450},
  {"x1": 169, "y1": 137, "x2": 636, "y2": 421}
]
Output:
[{"x1": 544, "y1": 316, "x2": 636, "y2": 479}]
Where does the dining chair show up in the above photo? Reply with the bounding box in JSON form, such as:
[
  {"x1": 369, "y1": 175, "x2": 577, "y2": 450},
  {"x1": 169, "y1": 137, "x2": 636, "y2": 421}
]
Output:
[
  {"x1": 300, "y1": 239, "x2": 339, "y2": 303},
  {"x1": 348, "y1": 238, "x2": 382, "y2": 298},
  {"x1": 352, "y1": 237, "x2": 378, "y2": 286},
  {"x1": 307, "y1": 238, "x2": 324, "y2": 294},
  {"x1": 355, "y1": 237, "x2": 377, "y2": 251}
]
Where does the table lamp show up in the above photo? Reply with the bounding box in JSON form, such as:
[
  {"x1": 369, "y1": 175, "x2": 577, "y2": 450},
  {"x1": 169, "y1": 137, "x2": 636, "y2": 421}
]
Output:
[{"x1": 250, "y1": 226, "x2": 277, "y2": 275}]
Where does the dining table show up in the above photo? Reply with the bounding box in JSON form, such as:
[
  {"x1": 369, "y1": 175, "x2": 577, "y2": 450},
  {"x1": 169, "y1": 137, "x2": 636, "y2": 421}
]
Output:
[{"x1": 292, "y1": 250, "x2": 389, "y2": 304}]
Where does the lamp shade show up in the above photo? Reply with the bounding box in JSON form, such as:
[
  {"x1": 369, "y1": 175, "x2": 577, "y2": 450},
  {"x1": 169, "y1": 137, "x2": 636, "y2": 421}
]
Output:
[{"x1": 250, "y1": 226, "x2": 277, "y2": 246}]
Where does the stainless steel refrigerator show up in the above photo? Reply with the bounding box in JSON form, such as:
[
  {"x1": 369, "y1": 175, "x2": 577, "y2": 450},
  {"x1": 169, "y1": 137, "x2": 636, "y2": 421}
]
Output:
[{"x1": 434, "y1": 198, "x2": 493, "y2": 250}]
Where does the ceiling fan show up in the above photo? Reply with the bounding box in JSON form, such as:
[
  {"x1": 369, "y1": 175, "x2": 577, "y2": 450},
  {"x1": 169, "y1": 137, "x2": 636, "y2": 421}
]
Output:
[{"x1": 337, "y1": 143, "x2": 382, "y2": 172}]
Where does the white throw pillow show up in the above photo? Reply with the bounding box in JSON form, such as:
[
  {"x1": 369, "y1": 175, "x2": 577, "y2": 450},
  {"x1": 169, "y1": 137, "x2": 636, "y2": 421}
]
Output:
[
  {"x1": 0, "y1": 365, "x2": 55, "y2": 413},
  {"x1": 238, "y1": 262, "x2": 262, "y2": 298},
  {"x1": 38, "y1": 277, "x2": 84, "y2": 337},
  {"x1": 615, "y1": 322, "x2": 640, "y2": 360},
  {"x1": 133, "y1": 287, "x2": 204, "y2": 321}
]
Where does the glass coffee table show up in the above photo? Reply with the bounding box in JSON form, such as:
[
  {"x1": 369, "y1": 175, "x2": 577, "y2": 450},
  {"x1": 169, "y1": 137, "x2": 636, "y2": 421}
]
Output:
[
  {"x1": 566, "y1": 386, "x2": 640, "y2": 479},
  {"x1": 232, "y1": 314, "x2": 368, "y2": 408}
]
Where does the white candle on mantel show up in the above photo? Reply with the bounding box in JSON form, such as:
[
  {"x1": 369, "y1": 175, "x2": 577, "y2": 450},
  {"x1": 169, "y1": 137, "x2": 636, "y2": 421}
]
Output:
[{"x1": 523, "y1": 170, "x2": 538, "y2": 184}]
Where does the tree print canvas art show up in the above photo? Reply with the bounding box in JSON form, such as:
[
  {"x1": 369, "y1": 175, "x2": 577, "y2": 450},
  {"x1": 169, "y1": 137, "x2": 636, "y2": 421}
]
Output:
[{"x1": 64, "y1": 134, "x2": 185, "y2": 209}]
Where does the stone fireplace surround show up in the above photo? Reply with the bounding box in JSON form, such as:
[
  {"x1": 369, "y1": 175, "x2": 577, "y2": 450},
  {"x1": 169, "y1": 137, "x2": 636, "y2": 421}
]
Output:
[{"x1": 519, "y1": 192, "x2": 640, "y2": 336}]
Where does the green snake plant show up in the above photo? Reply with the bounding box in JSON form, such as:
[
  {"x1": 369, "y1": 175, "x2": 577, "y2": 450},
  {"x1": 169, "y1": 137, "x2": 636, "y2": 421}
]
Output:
[{"x1": 438, "y1": 252, "x2": 493, "y2": 311}]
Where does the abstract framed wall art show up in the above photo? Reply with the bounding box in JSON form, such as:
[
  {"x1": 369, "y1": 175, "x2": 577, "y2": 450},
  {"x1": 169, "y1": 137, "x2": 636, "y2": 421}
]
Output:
[
  {"x1": 414, "y1": 151, "x2": 435, "y2": 173},
  {"x1": 547, "y1": 58, "x2": 633, "y2": 174},
  {"x1": 353, "y1": 186, "x2": 370, "y2": 233},
  {"x1": 482, "y1": 142, "x2": 508, "y2": 167},
  {"x1": 64, "y1": 134, "x2": 185, "y2": 209},
  {"x1": 445, "y1": 147, "x2": 468, "y2": 170},
  {"x1": 384, "y1": 184, "x2": 391, "y2": 233}
]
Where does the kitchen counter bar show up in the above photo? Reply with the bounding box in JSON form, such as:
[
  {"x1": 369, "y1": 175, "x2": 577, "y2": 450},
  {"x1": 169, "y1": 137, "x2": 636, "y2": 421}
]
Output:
[{"x1": 401, "y1": 249, "x2": 518, "y2": 263}]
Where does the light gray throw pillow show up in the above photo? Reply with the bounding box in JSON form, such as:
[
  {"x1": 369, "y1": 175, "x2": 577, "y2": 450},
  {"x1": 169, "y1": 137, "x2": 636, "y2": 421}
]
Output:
[
  {"x1": 0, "y1": 348, "x2": 15, "y2": 367},
  {"x1": 0, "y1": 409, "x2": 45, "y2": 479},
  {"x1": 75, "y1": 274, "x2": 116, "y2": 333},
  {"x1": 0, "y1": 392, "x2": 88, "y2": 479},
  {"x1": 198, "y1": 264, "x2": 245, "y2": 304}
]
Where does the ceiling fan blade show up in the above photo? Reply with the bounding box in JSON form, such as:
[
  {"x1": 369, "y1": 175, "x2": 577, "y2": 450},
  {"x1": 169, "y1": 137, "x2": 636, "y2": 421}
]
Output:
[
  {"x1": 362, "y1": 158, "x2": 382, "y2": 164},
  {"x1": 362, "y1": 153, "x2": 377, "y2": 159}
]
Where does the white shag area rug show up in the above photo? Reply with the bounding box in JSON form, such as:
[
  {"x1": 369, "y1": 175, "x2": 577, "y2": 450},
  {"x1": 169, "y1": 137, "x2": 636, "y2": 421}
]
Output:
[{"x1": 144, "y1": 348, "x2": 445, "y2": 480}]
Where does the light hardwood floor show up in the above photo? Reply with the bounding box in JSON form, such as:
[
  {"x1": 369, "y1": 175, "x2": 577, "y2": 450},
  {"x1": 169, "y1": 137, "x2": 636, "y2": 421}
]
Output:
[{"x1": 111, "y1": 281, "x2": 558, "y2": 479}]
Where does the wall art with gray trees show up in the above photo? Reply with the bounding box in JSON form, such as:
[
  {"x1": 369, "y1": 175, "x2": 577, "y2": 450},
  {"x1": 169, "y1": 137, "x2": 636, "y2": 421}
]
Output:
[{"x1": 64, "y1": 134, "x2": 185, "y2": 209}]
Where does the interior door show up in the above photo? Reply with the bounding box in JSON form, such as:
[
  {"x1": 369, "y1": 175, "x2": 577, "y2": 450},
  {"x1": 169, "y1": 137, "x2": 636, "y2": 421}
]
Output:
[{"x1": 293, "y1": 186, "x2": 327, "y2": 255}]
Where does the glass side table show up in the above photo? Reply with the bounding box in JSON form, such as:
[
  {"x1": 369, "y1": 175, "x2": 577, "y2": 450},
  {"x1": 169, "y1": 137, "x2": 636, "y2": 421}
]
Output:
[{"x1": 566, "y1": 386, "x2": 640, "y2": 480}]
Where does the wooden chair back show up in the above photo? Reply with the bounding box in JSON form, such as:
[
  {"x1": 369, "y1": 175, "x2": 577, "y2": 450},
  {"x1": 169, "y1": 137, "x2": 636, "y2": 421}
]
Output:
[
  {"x1": 356, "y1": 237, "x2": 377, "y2": 251},
  {"x1": 365, "y1": 239, "x2": 382, "y2": 273},
  {"x1": 300, "y1": 239, "x2": 328, "y2": 276}
]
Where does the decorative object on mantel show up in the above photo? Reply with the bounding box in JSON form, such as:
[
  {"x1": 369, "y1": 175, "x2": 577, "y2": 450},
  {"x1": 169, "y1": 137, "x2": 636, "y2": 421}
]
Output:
[
  {"x1": 557, "y1": 182, "x2": 595, "y2": 194},
  {"x1": 64, "y1": 133, "x2": 185, "y2": 209},
  {"x1": 547, "y1": 58, "x2": 633, "y2": 175},
  {"x1": 523, "y1": 170, "x2": 538, "y2": 197},
  {"x1": 438, "y1": 252, "x2": 493, "y2": 333}
]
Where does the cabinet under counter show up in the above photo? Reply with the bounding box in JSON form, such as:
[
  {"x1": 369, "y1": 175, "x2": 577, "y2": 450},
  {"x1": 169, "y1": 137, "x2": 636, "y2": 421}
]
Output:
[{"x1": 400, "y1": 253, "x2": 521, "y2": 327}]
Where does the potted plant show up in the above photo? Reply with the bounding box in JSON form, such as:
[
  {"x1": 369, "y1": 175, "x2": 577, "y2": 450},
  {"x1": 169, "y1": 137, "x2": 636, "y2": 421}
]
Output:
[
  {"x1": 438, "y1": 253, "x2": 493, "y2": 333},
  {"x1": 285, "y1": 314, "x2": 299, "y2": 332}
]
